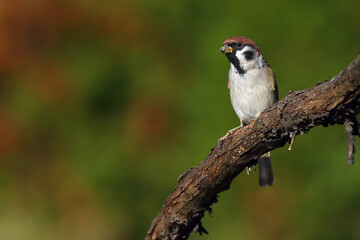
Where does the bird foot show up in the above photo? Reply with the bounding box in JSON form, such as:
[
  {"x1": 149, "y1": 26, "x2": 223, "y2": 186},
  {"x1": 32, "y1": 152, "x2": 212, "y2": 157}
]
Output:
[{"x1": 218, "y1": 126, "x2": 242, "y2": 143}]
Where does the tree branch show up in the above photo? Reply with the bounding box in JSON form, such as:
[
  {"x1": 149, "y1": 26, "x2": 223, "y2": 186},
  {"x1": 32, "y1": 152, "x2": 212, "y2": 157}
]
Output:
[{"x1": 146, "y1": 55, "x2": 360, "y2": 240}]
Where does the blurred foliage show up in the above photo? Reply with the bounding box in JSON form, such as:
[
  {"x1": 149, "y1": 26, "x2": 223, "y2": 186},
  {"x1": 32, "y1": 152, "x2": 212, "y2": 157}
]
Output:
[{"x1": 0, "y1": 0, "x2": 359, "y2": 239}]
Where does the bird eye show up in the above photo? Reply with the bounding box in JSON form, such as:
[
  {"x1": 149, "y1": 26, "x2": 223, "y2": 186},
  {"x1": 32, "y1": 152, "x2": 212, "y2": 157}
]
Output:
[{"x1": 236, "y1": 42, "x2": 243, "y2": 48}]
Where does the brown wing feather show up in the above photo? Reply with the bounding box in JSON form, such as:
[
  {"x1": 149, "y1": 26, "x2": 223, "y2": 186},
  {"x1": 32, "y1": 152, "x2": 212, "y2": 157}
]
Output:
[{"x1": 265, "y1": 63, "x2": 278, "y2": 102}]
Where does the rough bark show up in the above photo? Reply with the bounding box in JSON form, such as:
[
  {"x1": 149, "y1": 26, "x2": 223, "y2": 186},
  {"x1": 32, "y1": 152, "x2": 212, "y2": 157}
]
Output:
[{"x1": 146, "y1": 55, "x2": 360, "y2": 240}]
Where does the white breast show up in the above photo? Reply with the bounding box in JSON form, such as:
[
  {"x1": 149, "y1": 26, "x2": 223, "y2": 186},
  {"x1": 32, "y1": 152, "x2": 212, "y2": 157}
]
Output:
[{"x1": 229, "y1": 64, "x2": 276, "y2": 125}]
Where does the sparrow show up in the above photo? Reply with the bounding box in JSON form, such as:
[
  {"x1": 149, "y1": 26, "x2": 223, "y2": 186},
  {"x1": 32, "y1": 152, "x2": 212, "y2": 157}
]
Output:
[{"x1": 219, "y1": 36, "x2": 278, "y2": 186}]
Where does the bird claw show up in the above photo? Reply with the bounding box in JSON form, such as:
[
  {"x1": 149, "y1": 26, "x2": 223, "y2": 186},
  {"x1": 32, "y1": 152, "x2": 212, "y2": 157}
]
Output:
[
  {"x1": 218, "y1": 132, "x2": 230, "y2": 143},
  {"x1": 218, "y1": 126, "x2": 242, "y2": 143}
]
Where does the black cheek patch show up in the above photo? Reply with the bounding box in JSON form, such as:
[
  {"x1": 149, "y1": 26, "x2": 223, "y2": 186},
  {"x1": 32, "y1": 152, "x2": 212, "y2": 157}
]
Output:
[{"x1": 243, "y1": 51, "x2": 255, "y2": 60}]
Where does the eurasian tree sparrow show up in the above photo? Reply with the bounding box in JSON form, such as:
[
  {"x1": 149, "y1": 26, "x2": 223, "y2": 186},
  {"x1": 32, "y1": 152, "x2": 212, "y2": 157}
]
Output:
[{"x1": 220, "y1": 36, "x2": 278, "y2": 186}]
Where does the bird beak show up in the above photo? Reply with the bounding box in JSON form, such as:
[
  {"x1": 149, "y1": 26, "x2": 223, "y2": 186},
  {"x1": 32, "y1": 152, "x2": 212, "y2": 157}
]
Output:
[{"x1": 219, "y1": 45, "x2": 233, "y2": 54}]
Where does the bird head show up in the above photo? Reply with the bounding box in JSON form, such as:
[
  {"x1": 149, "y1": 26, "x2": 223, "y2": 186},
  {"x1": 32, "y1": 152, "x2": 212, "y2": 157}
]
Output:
[{"x1": 220, "y1": 36, "x2": 263, "y2": 74}]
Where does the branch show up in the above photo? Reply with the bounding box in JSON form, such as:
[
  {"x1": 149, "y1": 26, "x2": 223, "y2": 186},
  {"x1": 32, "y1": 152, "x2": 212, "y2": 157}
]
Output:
[{"x1": 146, "y1": 55, "x2": 360, "y2": 240}]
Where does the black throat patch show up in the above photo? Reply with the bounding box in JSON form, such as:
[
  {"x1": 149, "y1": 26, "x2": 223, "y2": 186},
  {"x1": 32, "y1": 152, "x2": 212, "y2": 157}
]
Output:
[{"x1": 226, "y1": 53, "x2": 245, "y2": 75}]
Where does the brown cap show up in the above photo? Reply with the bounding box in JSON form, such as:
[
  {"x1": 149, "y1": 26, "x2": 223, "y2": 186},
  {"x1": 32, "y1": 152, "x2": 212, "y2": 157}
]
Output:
[{"x1": 223, "y1": 36, "x2": 261, "y2": 54}]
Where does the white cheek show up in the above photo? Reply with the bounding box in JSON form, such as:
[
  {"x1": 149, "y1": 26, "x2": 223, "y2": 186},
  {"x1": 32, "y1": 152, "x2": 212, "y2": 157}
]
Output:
[
  {"x1": 235, "y1": 51, "x2": 245, "y2": 62},
  {"x1": 234, "y1": 51, "x2": 248, "y2": 71},
  {"x1": 235, "y1": 46, "x2": 256, "y2": 68}
]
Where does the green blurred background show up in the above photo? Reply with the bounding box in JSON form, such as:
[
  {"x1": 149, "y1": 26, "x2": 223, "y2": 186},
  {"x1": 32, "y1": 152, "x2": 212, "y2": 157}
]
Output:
[{"x1": 0, "y1": 0, "x2": 360, "y2": 239}]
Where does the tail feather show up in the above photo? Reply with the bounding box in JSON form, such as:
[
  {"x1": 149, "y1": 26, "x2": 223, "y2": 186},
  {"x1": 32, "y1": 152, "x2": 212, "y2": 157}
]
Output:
[{"x1": 258, "y1": 152, "x2": 274, "y2": 187}]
